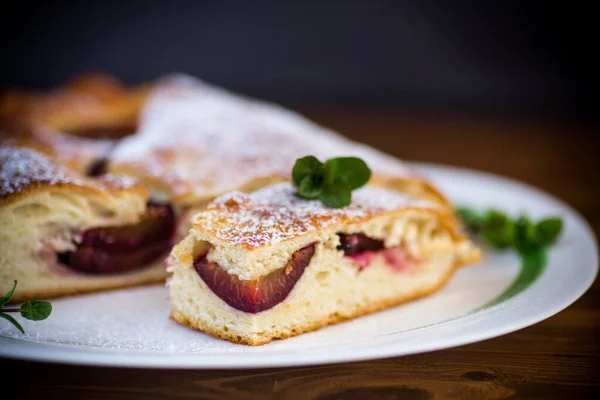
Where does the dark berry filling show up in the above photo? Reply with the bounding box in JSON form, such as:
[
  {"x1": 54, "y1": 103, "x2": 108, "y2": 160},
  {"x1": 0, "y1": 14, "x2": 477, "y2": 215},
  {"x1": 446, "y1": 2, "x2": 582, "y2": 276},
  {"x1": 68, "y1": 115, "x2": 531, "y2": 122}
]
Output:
[
  {"x1": 86, "y1": 158, "x2": 108, "y2": 177},
  {"x1": 58, "y1": 203, "x2": 175, "y2": 274},
  {"x1": 66, "y1": 123, "x2": 138, "y2": 140},
  {"x1": 337, "y1": 233, "x2": 384, "y2": 255},
  {"x1": 337, "y1": 233, "x2": 411, "y2": 271},
  {"x1": 193, "y1": 243, "x2": 315, "y2": 314}
]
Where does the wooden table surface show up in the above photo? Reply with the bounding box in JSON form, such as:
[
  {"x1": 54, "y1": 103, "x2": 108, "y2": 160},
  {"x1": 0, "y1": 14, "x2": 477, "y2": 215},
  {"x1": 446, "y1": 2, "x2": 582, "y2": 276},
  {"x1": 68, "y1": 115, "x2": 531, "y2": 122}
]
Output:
[{"x1": 2, "y1": 113, "x2": 598, "y2": 399}]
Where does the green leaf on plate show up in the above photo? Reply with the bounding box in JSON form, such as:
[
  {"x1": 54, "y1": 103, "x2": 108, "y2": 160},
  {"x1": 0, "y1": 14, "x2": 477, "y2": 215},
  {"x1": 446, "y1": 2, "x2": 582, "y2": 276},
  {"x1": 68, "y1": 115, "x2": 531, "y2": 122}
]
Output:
[
  {"x1": 0, "y1": 313, "x2": 24, "y2": 334},
  {"x1": 513, "y1": 216, "x2": 540, "y2": 255},
  {"x1": 482, "y1": 209, "x2": 514, "y2": 249},
  {"x1": 19, "y1": 300, "x2": 52, "y2": 321},
  {"x1": 0, "y1": 280, "x2": 17, "y2": 307},
  {"x1": 456, "y1": 207, "x2": 484, "y2": 233},
  {"x1": 534, "y1": 217, "x2": 563, "y2": 246}
]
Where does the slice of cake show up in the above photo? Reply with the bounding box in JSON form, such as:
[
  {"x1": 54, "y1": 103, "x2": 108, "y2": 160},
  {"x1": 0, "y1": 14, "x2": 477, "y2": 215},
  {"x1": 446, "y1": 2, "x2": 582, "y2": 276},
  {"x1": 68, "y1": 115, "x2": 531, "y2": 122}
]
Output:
[
  {"x1": 167, "y1": 182, "x2": 480, "y2": 345},
  {"x1": 0, "y1": 147, "x2": 176, "y2": 303}
]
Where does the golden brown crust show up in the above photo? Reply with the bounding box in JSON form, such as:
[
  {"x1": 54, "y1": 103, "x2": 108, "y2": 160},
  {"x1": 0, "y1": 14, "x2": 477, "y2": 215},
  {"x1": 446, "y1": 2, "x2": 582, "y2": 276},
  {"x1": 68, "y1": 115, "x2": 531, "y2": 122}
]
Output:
[
  {"x1": 191, "y1": 183, "x2": 457, "y2": 250},
  {"x1": 0, "y1": 146, "x2": 148, "y2": 208},
  {"x1": 170, "y1": 259, "x2": 459, "y2": 346}
]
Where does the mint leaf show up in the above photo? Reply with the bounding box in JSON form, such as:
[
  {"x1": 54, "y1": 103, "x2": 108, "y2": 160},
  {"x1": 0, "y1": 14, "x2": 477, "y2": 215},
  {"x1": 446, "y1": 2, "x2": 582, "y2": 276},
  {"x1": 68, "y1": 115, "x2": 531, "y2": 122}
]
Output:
[
  {"x1": 0, "y1": 280, "x2": 17, "y2": 307},
  {"x1": 456, "y1": 207, "x2": 484, "y2": 233},
  {"x1": 319, "y1": 176, "x2": 352, "y2": 208},
  {"x1": 484, "y1": 209, "x2": 510, "y2": 227},
  {"x1": 292, "y1": 156, "x2": 322, "y2": 186},
  {"x1": 483, "y1": 227, "x2": 514, "y2": 249},
  {"x1": 292, "y1": 155, "x2": 372, "y2": 209},
  {"x1": 483, "y1": 210, "x2": 513, "y2": 249},
  {"x1": 534, "y1": 217, "x2": 563, "y2": 246},
  {"x1": 19, "y1": 301, "x2": 52, "y2": 321},
  {"x1": 297, "y1": 175, "x2": 323, "y2": 199},
  {"x1": 456, "y1": 207, "x2": 561, "y2": 287},
  {"x1": 521, "y1": 246, "x2": 548, "y2": 272},
  {"x1": 0, "y1": 281, "x2": 53, "y2": 333},
  {"x1": 325, "y1": 157, "x2": 372, "y2": 190},
  {"x1": 513, "y1": 216, "x2": 539, "y2": 254},
  {"x1": 0, "y1": 313, "x2": 24, "y2": 334}
]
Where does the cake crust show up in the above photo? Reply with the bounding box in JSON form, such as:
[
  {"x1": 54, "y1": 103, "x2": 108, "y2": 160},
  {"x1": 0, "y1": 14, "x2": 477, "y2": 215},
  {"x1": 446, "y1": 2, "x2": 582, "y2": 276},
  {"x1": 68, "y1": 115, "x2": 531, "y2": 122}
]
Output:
[
  {"x1": 0, "y1": 146, "x2": 148, "y2": 208},
  {"x1": 191, "y1": 183, "x2": 459, "y2": 250}
]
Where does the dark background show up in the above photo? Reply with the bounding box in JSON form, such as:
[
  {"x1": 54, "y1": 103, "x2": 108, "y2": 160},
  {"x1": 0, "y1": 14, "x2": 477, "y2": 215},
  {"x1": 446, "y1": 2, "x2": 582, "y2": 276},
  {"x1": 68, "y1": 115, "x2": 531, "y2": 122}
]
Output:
[{"x1": 0, "y1": 1, "x2": 592, "y2": 119}]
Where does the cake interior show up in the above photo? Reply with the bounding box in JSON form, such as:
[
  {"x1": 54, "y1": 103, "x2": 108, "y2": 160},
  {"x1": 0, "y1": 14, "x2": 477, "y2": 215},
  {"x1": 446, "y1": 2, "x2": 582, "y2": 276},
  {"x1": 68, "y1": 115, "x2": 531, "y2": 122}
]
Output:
[
  {"x1": 0, "y1": 189, "x2": 176, "y2": 301},
  {"x1": 168, "y1": 210, "x2": 460, "y2": 345}
]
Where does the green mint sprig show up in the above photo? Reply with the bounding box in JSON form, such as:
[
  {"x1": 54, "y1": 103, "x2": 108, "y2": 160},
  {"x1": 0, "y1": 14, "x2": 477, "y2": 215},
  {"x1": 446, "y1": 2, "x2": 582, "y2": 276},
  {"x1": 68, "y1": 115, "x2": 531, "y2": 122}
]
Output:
[
  {"x1": 292, "y1": 156, "x2": 372, "y2": 208},
  {"x1": 0, "y1": 281, "x2": 52, "y2": 333},
  {"x1": 457, "y1": 207, "x2": 563, "y2": 255}
]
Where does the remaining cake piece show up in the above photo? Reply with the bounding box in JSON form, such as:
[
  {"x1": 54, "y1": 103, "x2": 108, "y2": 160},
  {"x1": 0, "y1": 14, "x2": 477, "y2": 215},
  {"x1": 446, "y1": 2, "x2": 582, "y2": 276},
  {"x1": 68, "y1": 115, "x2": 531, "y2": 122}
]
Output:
[
  {"x1": 168, "y1": 182, "x2": 480, "y2": 345},
  {"x1": 0, "y1": 73, "x2": 149, "y2": 140},
  {"x1": 0, "y1": 147, "x2": 175, "y2": 303},
  {"x1": 0, "y1": 74, "x2": 151, "y2": 176},
  {"x1": 108, "y1": 74, "x2": 449, "y2": 209}
]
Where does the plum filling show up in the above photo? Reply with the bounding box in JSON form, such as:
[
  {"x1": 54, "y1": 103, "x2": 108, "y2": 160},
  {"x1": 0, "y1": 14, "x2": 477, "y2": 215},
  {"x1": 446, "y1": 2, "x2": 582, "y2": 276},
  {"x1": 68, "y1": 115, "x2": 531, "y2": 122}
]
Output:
[
  {"x1": 337, "y1": 233, "x2": 410, "y2": 271},
  {"x1": 193, "y1": 243, "x2": 315, "y2": 314},
  {"x1": 337, "y1": 233, "x2": 384, "y2": 255},
  {"x1": 86, "y1": 158, "x2": 108, "y2": 177},
  {"x1": 58, "y1": 203, "x2": 175, "y2": 274},
  {"x1": 65, "y1": 123, "x2": 138, "y2": 140}
]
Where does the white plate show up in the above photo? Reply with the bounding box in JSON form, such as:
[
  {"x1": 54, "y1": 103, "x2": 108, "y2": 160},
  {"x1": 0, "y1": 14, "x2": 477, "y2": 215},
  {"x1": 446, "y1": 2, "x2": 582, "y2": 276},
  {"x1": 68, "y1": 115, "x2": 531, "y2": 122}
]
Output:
[{"x1": 0, "y1": 164, "x2": 597, "y2": 368}]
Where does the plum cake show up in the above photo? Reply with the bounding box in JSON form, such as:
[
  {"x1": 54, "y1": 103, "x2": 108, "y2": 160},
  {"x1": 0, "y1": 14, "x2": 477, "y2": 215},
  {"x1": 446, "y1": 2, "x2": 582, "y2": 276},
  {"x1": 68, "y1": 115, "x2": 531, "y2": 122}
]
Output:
[
  {"x1": 167, "y1": 182, "x2": 480, "y2": 345},
  {"x1": 0, "y1": 147, "x2": 176, "y2": 302}
]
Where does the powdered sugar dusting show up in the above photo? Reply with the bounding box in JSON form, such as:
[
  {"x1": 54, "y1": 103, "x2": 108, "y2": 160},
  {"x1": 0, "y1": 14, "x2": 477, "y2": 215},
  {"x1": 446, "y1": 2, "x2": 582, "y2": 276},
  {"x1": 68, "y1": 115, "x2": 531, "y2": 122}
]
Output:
[
  {"x1": 96, "y1": 173, "x2": 141, "y2": 191},
  {"x1": 0, "y1": 146, "x2": 141, "y2": 200},
  {"x1": 194, "y1": 182, "x2": 437, "y2": 248},
  {"x1": 110, "y1": 75, "x2": 415, "y2": 204},
  {"x1": 0, "y1": 146, "x2": 80, "y2": 198},
  {"x1": 0, "y1": 126, "x2": 116, "y2": 174}
]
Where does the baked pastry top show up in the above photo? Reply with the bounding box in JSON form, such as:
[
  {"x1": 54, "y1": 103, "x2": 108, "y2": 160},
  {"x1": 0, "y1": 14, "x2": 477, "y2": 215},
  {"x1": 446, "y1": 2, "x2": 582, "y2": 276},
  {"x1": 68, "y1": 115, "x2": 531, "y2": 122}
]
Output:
[
  {"x1": 192, "y1": 182, "x2": 454, "y2": 250},
  {"x1": 2, "y1": 73, "x2": 450, "y2": 210},
  {"x1": 0, "y1": 146, "x2": 146, "y2": 207}
]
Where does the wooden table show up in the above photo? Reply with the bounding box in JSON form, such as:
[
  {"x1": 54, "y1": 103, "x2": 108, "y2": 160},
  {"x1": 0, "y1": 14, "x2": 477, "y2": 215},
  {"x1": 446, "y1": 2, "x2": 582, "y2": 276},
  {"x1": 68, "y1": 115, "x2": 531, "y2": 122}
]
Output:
[{"x1": 2, "y1": 113, "x2": 598, "y2": 399}]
